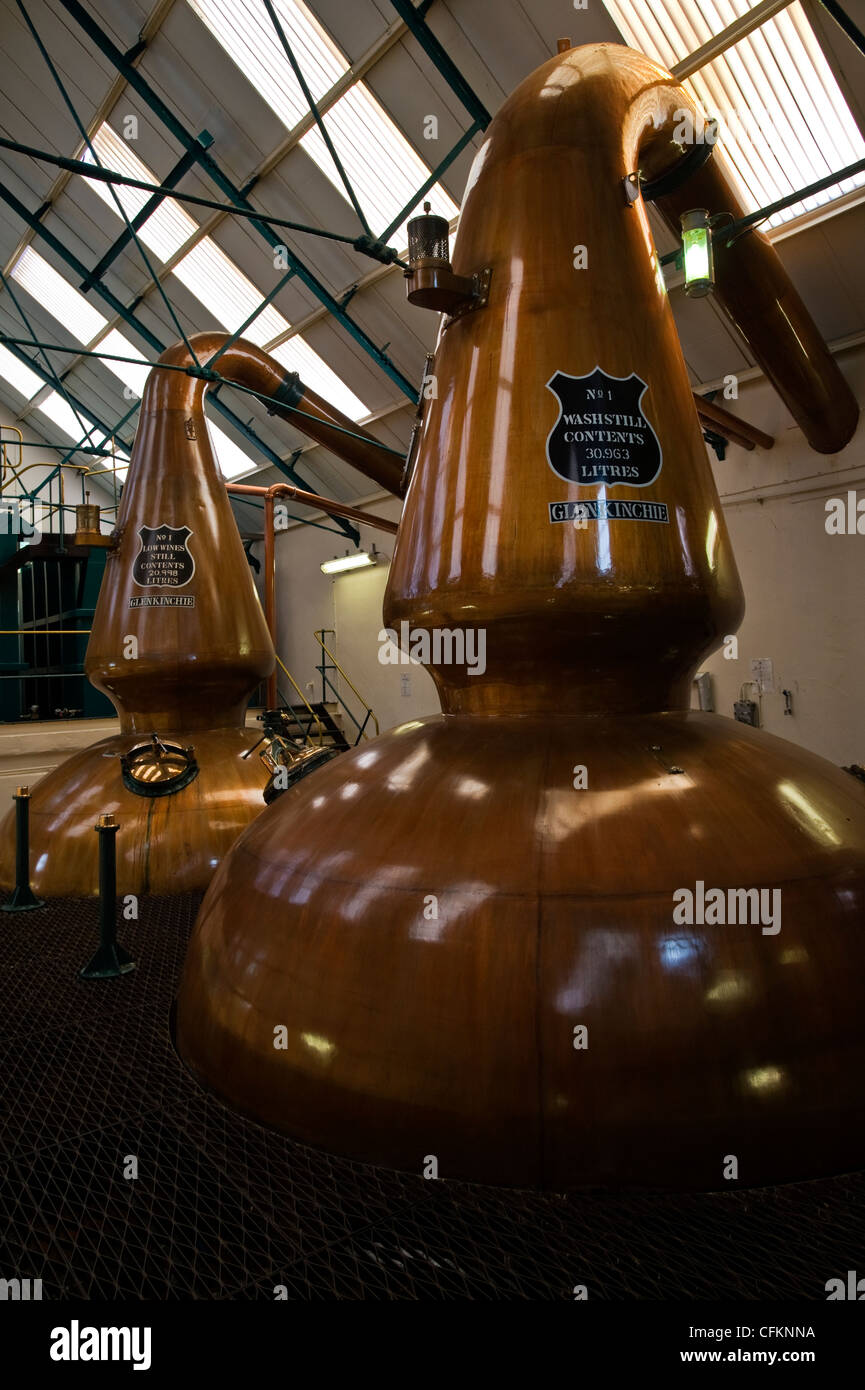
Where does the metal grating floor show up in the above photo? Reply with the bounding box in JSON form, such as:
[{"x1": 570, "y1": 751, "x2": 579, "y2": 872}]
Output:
[{"x1": 1, "y1": 893, "x2": 863, "y2": 1300}]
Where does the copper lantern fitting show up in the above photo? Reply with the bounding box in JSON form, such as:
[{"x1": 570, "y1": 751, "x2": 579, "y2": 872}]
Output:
[{"x1": 405, "y1": 202, "x2": 491, "y2": 317}]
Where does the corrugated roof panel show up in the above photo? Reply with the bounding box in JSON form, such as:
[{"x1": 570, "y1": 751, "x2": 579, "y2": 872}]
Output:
[
  {"x1": 187, "y1": 0, "x2": 346, "y2": 130},
  {"x1": 34, "y1": 391, "x2": 129, "y2": 480},
  {"x1": 271, "y1": 335, "x2": 369, "y2": 419},
  {"x1": 0, "y1": 344, "x2": 43, "y2": 401},
  {"x1": 82, "y1": 125, "x2": 198, "y2": 263},
  {"x1": 11, "y1": 246, "x2": 108, "y2": 345},
  {"x1": 204, "y1": 418, "x2": 261, "y2": 478},
  {"x1": 74, "y1": 120, "x2": 370, "y2": 417},
  {"x1": 36, "y1": 391, "x2": 94, "y2": 438},
  {"x1": 186, "y1": 0, "x2": 458, "y2": 242},
  {"x1": 300, "y1": 81, "x2": 460, "y2": 240},
  {"x1": 603, "y1": 0, "x2": 865, "y2": 228},
  {"x1": 98, "y1": 328, "x2": 152, "y2": 396},
  {"x1": 171, "y1": 237, "x2": 291, "y2": 345}
]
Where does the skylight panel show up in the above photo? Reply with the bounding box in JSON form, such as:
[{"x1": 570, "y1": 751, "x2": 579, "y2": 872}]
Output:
[
  {"x1": 271, "y1": 336, "x2": 368, "y2": 420},
  {"x1": 206, "y1": 419, "x2": 258, "y2": 478},
  {"x1": 97, "y1": 329, "x2": 152, "y2": 396},
  {"x1": 603, "y1": 0, "x2": 865, "y2": 229},
  {"x1": 11, "y1": 247, "x2": 108, "y2": 344},
  {"x1": 172, "y1": 238, "x2": 291, "y2": 345},
  {"x1": 34, "y1": 393, "x2": 129, "y2": 481},
  {"x1": 0, "y1": 345, "x2": 43, "y2": 400},
  {"x1": 82, "y1": 125, "x2": 198, "y2": 263},
  {"x1": 300, "y1": 83, "x2": 460, "y2": 243},
  {"x1": 36, "y1": 391, "x2": 96, "y2": 440},
  {"x1": 186, "y1": 0, "x2": 458, "y2": 243},
  {"x1": 4, "y1": 381, "x2": 127, "y2": 485},
  {"x1": 187, "y1": 0, "x2": 346, "y2": 130},
  {"x1": 52, "y1": 44, "x2": 369, "y2": 443}
]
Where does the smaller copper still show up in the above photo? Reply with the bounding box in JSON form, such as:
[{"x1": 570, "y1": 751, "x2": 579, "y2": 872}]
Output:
[{"x1": 0, "y1": 333, "x2": 401, "y2": 898}]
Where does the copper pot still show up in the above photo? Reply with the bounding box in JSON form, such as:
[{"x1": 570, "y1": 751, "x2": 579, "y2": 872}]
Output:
[
  {"x1": 176, "y1": 44, "x2": 865, "y2": 1189},
  {"x1": 0, "y1": 334, "x2": 399, "y2": 898}
]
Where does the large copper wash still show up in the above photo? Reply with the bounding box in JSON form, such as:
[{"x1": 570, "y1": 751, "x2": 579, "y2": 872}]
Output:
[
  {"x1": 0, "y1": 333, "x2": 401, "y2": 898},
  {"x1": 176, "y1": 45, "x2": 865, "y2": 1189}
]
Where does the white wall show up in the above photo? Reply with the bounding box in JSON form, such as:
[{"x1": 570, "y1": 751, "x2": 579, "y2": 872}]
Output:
[
  {"x1": 697, "y1": 343, "x2": 865, "y2": 766},
  {"x1": 273, "y1": 346, "x2": 865, "y2": 763},
  {"x1": 272, "y1": 493, "x2": 439, "y2": 735},
  {"x1": 1, "y1": 400, "x2": 118, "y2": 533}
]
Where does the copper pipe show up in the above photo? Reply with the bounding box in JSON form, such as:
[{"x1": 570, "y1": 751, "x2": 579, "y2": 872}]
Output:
[
  {"x1": 653, "y1": 166, "x2": 858, "y2": 454},
  {"x1": 277, "y1": 382, "x2": 406, "y2": 496},
  {"x1": 226, "y1": 481, "x2": 398, "y2": 534},
  {"x1": 148, "y1": 333, "x2": 405, "y2": 496},
  {"x1": 226, "y1": 480, "x2": 398, "y2": 709},
  {"x1": 693, "y1": 393, "x2": 774, "y2": 451}
]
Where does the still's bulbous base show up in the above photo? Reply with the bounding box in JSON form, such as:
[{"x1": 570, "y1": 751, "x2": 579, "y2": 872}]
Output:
[
  {"x1": 175, "y1": 711, "x2": 865, "y2": 1189},
  {"x1": 0, "y1": 726, "x2": 269, "y2": 898}
]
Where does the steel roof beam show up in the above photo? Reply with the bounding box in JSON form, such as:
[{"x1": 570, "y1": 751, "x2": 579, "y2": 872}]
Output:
[
  {"x1": 0, "y1": 0, "x2": 178, "y2": 283},
  {"x1": 0, "y1": 179, "x2": 359, "y2": 538},
  {"x1": 388, "y1": 1, "x2": 491, "y2": 129},
  {"x1": 57, "y1": 0, "x2": 417, "y2": 400},
  {"x1": 79, "y1": 135, "x2": 214, "y2": 291},
  {"x1": 45, "y1": 17, "x2": 411, "y2": 374}
]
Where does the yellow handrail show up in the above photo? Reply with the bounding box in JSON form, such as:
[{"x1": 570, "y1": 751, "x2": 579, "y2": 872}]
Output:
[
  {"x1": 313, "y1": 630, "x2": 379, "y2": 737},
  {"x1": 1, "y1": 426, "x2": 24, "y2": 488},
  {"x1": 274, "y1": 654, "x2": 324, "y2": 746}
]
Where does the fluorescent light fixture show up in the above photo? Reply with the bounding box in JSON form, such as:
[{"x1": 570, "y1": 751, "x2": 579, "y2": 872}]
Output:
[
  {"x1": 603, "y1": 0, "x2": 865, "y2": 229},
  {"x1": 320, "y1": 547, "x2": 379, "y2": 574},
  {"x1": 82, "y1": 125, "x2": 198, "y2": 262},
  {"x1": 172, "y1": 238, "x2": 291, "y2": 345},
  {"x1": 186, "y1": 0, "x2": 458, "y2": 245},
  {"x1": 11, "y1": 246, "x2": 108, "y2": 344},
  {"x1": 0, "y1": 345, "x2": 43, "y2": 400},
  {"x1": 271, "y1": 336, "x2": 369, "y2": 419}
]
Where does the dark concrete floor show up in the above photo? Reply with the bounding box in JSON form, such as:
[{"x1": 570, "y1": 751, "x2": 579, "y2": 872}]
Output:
[{"x1": 1, "y1": 893, "x2": 862, "y2": 1300}]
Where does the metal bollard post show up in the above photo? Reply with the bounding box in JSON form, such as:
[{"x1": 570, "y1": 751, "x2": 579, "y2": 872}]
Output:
[
  {"x1": 1, "y1": 786, "x2": 45, "y2": 912},
  {"x1": 80, "y1": 814, "x2": 135, "y2": 979}
]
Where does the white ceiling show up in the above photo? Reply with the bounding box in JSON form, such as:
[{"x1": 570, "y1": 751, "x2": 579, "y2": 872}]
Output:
[{"x1": 0, "y1": 0, "x2": 863, "y2": 539}]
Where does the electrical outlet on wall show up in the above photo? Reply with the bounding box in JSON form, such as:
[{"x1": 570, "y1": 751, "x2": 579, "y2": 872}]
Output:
[{"x1": 400, "y1": 674, "x2": 412, "y2": 697}]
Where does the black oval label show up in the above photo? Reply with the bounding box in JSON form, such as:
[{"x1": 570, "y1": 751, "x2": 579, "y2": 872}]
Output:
[{"x1": 545, "y1": 367, "x2": 663, "y2": 487}]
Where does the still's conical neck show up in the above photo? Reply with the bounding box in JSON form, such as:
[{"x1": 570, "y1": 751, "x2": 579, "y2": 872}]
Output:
[
  {"x1": 85, "y1": 335, "x2": 277, "y2": 733},
  {"x1": 384, "y1": 44, "x2": 745, "y2": 719}
]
